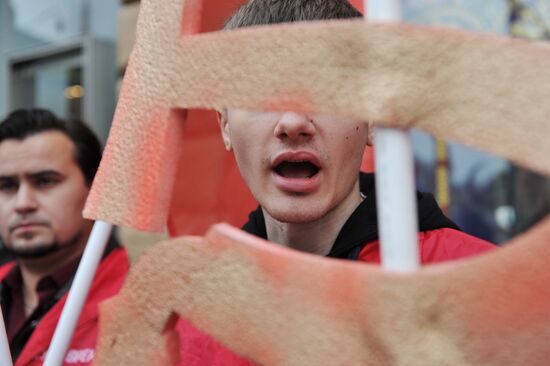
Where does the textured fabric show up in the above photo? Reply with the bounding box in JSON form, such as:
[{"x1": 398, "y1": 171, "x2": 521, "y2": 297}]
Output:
[
  {"x1": 0, "y1": 249, "x2": 129, "y2": 366},
  {"x1": 94, "y1": 218, "x2": 550, "y2": 366},
  {"x1": 173, "y1": 229, "x2": 494, "y2": 366},
  {"x1": 87, "y1": 0, "x2": 550, "y2": 365},
  {"x1": 84, "y1": 0, "x2": 550, "y2": 231}
]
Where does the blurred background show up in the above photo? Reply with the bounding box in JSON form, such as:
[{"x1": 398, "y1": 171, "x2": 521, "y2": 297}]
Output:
[{"x1": 0, "y1": 0, "x2": 548, "y2": 261}]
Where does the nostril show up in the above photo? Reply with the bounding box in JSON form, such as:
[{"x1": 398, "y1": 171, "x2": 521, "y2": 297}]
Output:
[{"x1": 274, "y1": 113, "x2": 316, "y2": 139}]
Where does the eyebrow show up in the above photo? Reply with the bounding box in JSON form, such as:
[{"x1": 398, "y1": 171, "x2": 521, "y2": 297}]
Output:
[
  {"x1": 0, "y1": 170, "x2": 64, "y2": 181},
  {"x1": 28, "y1": 170, "x2": 63, "y2": 177}
]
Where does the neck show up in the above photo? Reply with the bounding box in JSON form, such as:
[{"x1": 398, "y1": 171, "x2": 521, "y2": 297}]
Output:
[
  {"x1": 263, "y1": 181, "x2": 363, "y2": 255},
  {"x1": 20, "y1": 268, "x2": 40, "y2": 316}
]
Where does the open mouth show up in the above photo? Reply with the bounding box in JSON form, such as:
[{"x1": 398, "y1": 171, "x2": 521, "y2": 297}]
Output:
[{"x1": 273, "y1": 160, "x2": 320, "y2": 179}]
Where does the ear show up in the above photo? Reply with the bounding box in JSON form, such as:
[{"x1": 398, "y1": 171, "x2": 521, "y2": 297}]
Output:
[
  {"x1": 366, "y1": 121, "x2": 374, "y2": 147},
  {"x1": 217, "y1": 110, "x2": 232, "y2": 151}
]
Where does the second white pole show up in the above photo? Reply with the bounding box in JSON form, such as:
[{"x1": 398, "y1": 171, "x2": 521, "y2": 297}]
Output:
[{"x1": 364, "y1": 0, "x2": 420, "y2": 272}]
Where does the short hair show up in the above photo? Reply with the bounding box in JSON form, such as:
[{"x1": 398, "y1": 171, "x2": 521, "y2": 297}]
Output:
[
  {"x1": 224, "y1": 0, "x2": 362, "y2": 30},
  {"x1": 0, "y1": 109, "x2": 102, "y2": 186}
]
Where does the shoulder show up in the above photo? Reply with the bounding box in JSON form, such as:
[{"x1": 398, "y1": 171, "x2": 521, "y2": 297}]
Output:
[
  {"x1": 0, "y1": 261, "x2": 16, "y2": 280},
  {"x1": 101, "y1": 246, "x2": 130, "y2": 271},
  {"x1": 87, "y1": 247, "x2": 130, "y2": 303},
  {"x1": 356, "y1": 229, "x2": 496, "y2": 265},
  {"x1": 419, "y1": 228, "x2": 496, "y2": 264},
  {"x1": 97, "y1": 246, "x2": 130, "y2": 280}
]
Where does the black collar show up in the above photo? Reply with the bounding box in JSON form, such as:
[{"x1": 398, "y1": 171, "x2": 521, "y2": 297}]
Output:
[{"x1": 242, "y1": 173, "x2": 459, "y2": 260}]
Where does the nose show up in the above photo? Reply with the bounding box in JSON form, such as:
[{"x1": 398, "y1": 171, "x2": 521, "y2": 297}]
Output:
[
  {"x1": 14, "y1": 184, "x2": 38, "y2": 214},
  {"x1": 273, "y1": 112, "x2": 316, "y2": 141}
]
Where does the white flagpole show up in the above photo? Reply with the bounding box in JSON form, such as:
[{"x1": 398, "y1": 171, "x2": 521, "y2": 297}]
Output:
[
  {"x1": 43, "y1": 221, "x2": 113, "y2": 366},
  {"x1": 0, "y1": 308, "x2": 13, "y2": 366},
  {"x1": 364, "y1": 0, "x2": 420, "y2": 272}
]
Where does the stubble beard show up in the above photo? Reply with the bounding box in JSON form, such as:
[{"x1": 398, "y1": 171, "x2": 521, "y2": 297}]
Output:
[{"x1": 3, "y1": 231, "x2": 83, "y2": 260}]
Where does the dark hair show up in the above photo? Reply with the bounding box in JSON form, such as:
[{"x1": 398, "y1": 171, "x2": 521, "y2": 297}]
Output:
[
  {"x1": 0, "y1": 109, "x2": 102, "y2": 186},
  {"x1": 224, "y1": 0, "x2": 362, "y2": 30}
]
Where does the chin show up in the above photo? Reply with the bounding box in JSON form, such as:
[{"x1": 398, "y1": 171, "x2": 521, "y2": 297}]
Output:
[
  {"x1": 9, "y1": 240, "x2": 59, "y2": 259},
  {"x1": 265, "y1": 202, "x2": 327, "y2": 224}
]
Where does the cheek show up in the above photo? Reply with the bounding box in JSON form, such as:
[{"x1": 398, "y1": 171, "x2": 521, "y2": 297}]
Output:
[
  {"x1": 0, "y1": 211, "x2": 8, "y2": 239},
  {"x1": 0, "y1": 199, "x2": 14, "y2": 237},
  {"x1": 232, "y1": 145, "x2": 269, "y2": 198},
  {"x1": 335, "y1": 128, "x2": 368, "y2": 167},
  {"x1": 230, "y1": 127, "x2": 268, "y2": 174},
  {"x1": 232, "y1": 142, "x2": 254, "y2": 174},
  {"x1": 43, "y1": 187, "x2": 89, "y2": 232}
]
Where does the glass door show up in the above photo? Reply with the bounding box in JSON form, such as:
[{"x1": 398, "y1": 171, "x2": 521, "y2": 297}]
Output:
[{"x1": 11, "y1": 50, "x2": 83, "y2": 121}]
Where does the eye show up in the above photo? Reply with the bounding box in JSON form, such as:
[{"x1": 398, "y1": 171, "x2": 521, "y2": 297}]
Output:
[
  {"x1": 0, "y1": 179, "x2": 18, "y2": 193},
  {"x1": 34, "y1": 176, "x2": 59, "y2": 188}
]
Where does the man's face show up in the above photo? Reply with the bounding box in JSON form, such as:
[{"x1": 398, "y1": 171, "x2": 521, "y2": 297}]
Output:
[
  {"x1": 220, "y1": 110, "x2": 370, "y2": 223},
  {"x1": 0, "y1": 131, "x2": 92, "y2": 258}
]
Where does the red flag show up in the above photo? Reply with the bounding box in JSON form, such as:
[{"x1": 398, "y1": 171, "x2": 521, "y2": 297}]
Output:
[
  {"x1": 167, "y1": 0, "x2": 254, "y2": 237},
  {"x1": 349, "y1": 0, "x2": 364, "y2": 12}
]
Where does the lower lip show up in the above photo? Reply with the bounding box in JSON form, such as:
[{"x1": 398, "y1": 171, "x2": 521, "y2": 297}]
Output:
[
  {"x1": 13, "y1": 224, "x2": 44, "y2": 234},
  {"x1": 272, "y1": 171, "x2": 322, "y2": 193}
]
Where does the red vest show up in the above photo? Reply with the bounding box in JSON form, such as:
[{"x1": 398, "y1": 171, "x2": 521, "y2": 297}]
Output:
[
  {"x1": 0, "y1": 248, "x2": 130, "y2": 366},
  {"x1": 175, "y1": 228, "x2": 495, "y2": 365}
]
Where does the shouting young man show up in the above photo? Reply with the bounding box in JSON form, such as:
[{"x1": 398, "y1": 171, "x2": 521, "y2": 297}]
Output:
[{"x1": 175, "y1": 0, "x2": 495, "y2": 364}]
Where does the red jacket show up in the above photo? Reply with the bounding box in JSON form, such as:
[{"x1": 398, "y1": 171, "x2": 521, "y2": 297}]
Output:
[
  {"x1": 0, "y1": 248, "x2": 129, "y2": 366},
  {"x1": 175, "y1": 228, "x2": 495, "y2": 365}
]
